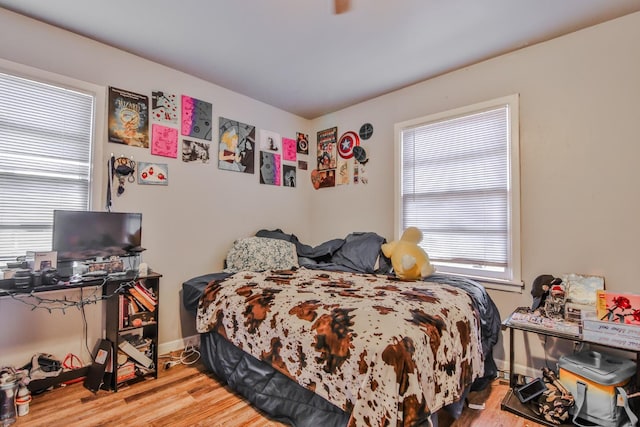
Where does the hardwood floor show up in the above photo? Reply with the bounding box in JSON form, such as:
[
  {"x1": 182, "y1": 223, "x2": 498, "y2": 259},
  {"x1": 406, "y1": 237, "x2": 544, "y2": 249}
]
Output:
[{"x1": 15, "y1": 354, "x2": 546, "y2": 427}]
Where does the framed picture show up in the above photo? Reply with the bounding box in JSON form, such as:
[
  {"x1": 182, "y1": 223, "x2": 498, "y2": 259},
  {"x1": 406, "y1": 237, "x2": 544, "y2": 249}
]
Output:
[{"x1": 138, "y1": 162, "x2": 168, "y2": 185}]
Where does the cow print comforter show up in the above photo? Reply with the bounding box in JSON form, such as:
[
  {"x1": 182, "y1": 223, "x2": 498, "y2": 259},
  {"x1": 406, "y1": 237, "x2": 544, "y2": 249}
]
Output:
[{"x1": 196, "y1": 267, "x2": 484, "y2": 427}]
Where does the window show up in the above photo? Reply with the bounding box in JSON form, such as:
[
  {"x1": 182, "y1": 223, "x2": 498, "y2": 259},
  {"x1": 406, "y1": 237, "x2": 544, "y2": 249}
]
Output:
[
  {"x1": 395, "y1": 94, "x2": 521, "y2": 289},
  {"x1": 0, "y1": 70, "x2": 96, "y2": 265}
]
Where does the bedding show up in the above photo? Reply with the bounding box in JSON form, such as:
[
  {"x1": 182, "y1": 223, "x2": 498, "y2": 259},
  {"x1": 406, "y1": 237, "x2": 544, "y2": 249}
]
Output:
[
  {"x1": 197, "y1": 268, "x2": 483, "y2": 426},
  {"x1": 182, "y1": 230, "x2": 501, "y2": 427}
]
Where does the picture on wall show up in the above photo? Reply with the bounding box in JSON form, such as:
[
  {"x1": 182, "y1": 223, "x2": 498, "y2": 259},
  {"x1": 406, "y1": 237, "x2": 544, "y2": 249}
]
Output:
[
  {"x1": 282, "y1": 137, "x2": 297, "y2": 162},
  {"x1": 310, "y1": 169, "x2": 335, "y2": 189},
  {"x1": 138, "y1": 162, "x2": 168, "y2": 185},
  {"x1": 337, "y1": 157, "x2": 350, "y2": 185},
  {"x1": 108, "y1": 86, "x2": 149, "y2": 148},
  {"x1": 151, "y1": 91, "x2": 178, "y2": 124},
  {"x1": 317, "y1": 126, "x2": 337, "y2": 171},
  {"x1": 296, "y1": 132, "x2": 309, "y2": 155},
  {"x1": 181, "y1": 95, "x2": 212, "y2": 140},
  {"x1": 218, "y1": 117, "x2": 255, "y2": 173},
  {"x1": 260, "y1": 130, "x2": 281, "y2": 152},
  {"x1": 283, "y1": 164, "x2": 296, "y2": 188},
  {"x1": 298, "y1": 160, "x2": 308, "y2": 170},
  {"x1": 182, "y1": 139, "x2": 210, "y2": 164},
  {"x1": 259, "y1": 151, "x2": 281, "y2": 186},
  {"x1": 151, "y1": 124, "x2": 178, "y2": 158}
]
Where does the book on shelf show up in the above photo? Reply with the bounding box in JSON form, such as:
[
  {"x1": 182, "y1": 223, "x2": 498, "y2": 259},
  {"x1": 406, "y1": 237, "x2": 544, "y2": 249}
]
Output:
[
  {"x1": 118, "y1": 339, "x2": 153, "y2": 368},
  {"x1": 134, "y1": 281, "x2": 157, "y2": 302},
  {"x1": 128, "y1": 286, "x2": 156, "y2": 312},
  {"x1": 119, "y1": 295, "x2": 129, "y2": 329},
  {"x1": 116, "y1": 360, "x2": 136, "y2": 383}
]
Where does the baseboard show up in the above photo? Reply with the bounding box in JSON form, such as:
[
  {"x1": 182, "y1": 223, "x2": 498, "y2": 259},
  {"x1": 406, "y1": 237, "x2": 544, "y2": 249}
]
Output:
[
  {"x1": 158, "y1": 334, "x2": 201, "y2": 356},
  {"x1": 495, "y1": 357, "x2": 540, "y2": 381}
]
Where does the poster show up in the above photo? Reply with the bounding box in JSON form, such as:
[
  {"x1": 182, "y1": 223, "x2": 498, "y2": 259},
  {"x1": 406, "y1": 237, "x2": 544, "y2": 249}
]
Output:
[
  {"x1": 260, "y1": 129, "x2": 281, "y2": 152},
  {"x1": 282, "y1": 137, "x2": 297, "y2": 161},
  {"x1": 151, "y1": 91, "x2": 178, "y2": 124},
  {"x1": 310, "y1": 169, "x2": 335, "y2": 189},
  {"x1": 151, "y1": 124, "x2": 178, "y2": 158},
  {"x1": 181, "y1": 95, "x2": 212, "y2": 140},
  {"x1": 182, "y1": 139, "x2": 210, "y2": 164},
  {"x1": 259, "y1": 151, "x2": 281, "y2": 186},
  {"x1": 138, "y1": 162, "x2": 168, "y2": 185},
  {"x1": 283, "y1": 164, "x2": 296, "y2": 188},
  {"x1": 317, "y1": 127, "x2": 337, "y2": 170},
  {"x1": 296, "y1": 132, "x2": 309, "y2": 154},
  {"x1": 108, "y1": 87, "x2": 149, "y2": 147},
  {"x1": 218, "y1": 117, "x2": 255, "y2": 173}
]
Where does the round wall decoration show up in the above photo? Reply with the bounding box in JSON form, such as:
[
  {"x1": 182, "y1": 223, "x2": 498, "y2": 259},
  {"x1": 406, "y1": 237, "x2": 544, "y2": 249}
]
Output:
[
  {"x1": 338, "y1": 131, "x2": 360, "y2": 159},
  {"x1": 359, "y1": 123, "x2": 374, "y2": 140}
]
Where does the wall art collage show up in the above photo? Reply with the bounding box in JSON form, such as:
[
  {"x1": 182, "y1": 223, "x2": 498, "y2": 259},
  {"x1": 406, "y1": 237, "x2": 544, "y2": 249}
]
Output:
[
  {"x1": 106, "y1": 86, "x2": 311, "y2": 196},
  {"x1": 311, "y1": 123, "x2": 373, "y2": 190}
]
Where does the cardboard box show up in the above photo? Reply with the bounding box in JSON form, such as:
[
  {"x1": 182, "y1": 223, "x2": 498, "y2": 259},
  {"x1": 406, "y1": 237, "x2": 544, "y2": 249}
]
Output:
[
  {"x1": 596, "y1": 290, "x2": 640, "y2": 324},
  {"x1": 583, "y1": 319, "x2": 640, "y2": 351}
]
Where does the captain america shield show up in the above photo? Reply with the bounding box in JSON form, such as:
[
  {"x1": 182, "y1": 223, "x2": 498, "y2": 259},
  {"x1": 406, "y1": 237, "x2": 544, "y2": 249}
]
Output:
[{"x1": 338, "y1": 131, "x2": 359, "y2": 159}]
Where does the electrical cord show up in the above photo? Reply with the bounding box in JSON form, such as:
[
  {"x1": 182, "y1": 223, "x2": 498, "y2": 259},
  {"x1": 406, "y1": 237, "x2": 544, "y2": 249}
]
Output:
[
  {"x1": 160, "y1": 345, "x2": 201, "y2": 370},
  {"x1": 79, "y1": 287, "x2": 93, "y2": 362}
]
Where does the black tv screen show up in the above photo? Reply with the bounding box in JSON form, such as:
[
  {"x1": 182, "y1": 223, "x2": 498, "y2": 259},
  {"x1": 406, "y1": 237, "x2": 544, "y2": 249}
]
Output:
[{"x1": 52, "y1": 210, "x2": 142, "y2": 262}]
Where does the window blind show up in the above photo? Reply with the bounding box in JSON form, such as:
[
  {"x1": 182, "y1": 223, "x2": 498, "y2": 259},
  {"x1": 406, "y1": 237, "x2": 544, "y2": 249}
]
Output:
[
  {"x1": 0, "y1": 71, "x2": 94, "y2": 264},
  {"x1": 401, "y1": 105, "x2": 512, "y2": 279}
]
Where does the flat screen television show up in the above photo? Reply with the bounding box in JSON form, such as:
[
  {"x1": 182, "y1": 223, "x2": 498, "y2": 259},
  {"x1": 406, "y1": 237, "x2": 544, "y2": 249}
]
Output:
[{"x1": 52, "y1": 210, "x2": 143, "y2": 262}]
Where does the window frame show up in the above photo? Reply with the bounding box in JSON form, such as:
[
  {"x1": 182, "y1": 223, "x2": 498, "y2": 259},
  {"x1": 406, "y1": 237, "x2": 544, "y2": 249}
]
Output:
[
  {"x1": 0, "y1": 59, "x2": 106, "y2": 266},
  {"x1": 394, "y1": 94, "x2": 522, "y2": 291}
]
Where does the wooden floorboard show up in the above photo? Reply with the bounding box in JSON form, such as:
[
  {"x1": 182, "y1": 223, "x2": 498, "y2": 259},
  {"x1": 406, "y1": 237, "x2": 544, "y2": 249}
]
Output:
[{"x1": 13, "y1": 352, "x2": 546, "y2": 427}]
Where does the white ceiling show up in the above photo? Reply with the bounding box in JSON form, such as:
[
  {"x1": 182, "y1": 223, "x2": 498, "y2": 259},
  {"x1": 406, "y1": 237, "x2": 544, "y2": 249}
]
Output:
[{"x1": 1, "y1": 0, "x2": 639, "y2": 119}]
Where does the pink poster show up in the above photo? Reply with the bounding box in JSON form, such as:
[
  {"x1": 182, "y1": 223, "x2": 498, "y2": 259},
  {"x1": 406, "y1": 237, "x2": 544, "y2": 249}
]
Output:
[
  {"x1": 151, "y1": 124, "x2": 178, "y2": 158},
  {"x1": 282, "y1": 137, "x2": 297, "y2": 161}
]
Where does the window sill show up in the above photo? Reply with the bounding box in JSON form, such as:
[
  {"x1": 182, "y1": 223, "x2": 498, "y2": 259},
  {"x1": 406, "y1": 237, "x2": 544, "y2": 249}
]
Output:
[{"x1": 442, "y1": 272, "x2": 524, "y2": 293}]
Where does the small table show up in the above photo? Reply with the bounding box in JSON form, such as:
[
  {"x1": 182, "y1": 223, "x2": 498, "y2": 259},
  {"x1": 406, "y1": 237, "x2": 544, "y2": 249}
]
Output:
[{"x1": 501, "y1": 310, "x2": 640, "y2": 426}]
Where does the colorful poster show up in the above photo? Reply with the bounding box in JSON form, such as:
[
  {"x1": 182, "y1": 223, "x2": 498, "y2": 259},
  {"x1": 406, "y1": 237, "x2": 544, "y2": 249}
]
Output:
[
  {"x1": 218, "y1": 117, "x2": 255, "y2": 173},
  {"x1": 310, "y1": 169, "x2": 335, "y2": 189},
  {"x1": 317, "y1": 127, "x2": 337, "y2": 170},
  {"x1": 108, "y1": 87, "x2": 149, "y2": 147},
  {"x1": 151, "y1": 124, "x2": 178, "y2": 158},
  {"x1": 181, "y1": 95, "x2": 212, "y2": 140},
  {"x1": 260, "y1": 129, "x2": 281, "y2": 152},
  {"x1": 296, "y1": 132, "x2": 309, "y2": 155},
  {"x1": 151, "y1": 91, "x2": 178, "y2": 124},
  {"x1": 182, "y1": 139, "x2": 210, "y2": 164},
  {"x1": 283, "y1": 164, "x2": 296, "y2": 188},
  {"x1": 282, "y1": 137, "x2": 297, "y2": 161},
  {"x1": 138, "y1": 162, "x2": 168, "y2": 185},
  {"x1": 259, "y1": 151, "x2": 281, "y2": 186}
]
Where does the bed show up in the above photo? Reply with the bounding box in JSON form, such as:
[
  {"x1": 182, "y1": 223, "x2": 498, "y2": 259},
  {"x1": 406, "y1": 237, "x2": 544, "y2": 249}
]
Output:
[{"x1": 182, "y1": 230, "x2": 501, "y2": 427}]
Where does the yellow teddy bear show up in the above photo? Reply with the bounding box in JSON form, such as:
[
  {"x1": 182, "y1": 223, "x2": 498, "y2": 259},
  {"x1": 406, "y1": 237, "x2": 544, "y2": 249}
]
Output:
[{"x1": 381, "y1": 227, "x2": 435, "y2": 280}]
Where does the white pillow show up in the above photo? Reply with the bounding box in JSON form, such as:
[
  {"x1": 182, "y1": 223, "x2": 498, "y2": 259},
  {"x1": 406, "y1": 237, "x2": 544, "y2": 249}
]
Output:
[{"x1": 224, "y1": 237, "x2": 298, "y2": 273}]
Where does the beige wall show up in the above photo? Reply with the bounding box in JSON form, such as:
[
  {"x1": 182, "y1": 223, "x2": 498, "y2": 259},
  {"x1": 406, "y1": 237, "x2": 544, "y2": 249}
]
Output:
[
  {"x1": 2, "y1": 6, "x2": 639, "y2": 375},
  {"x1": 310, "y1": 12, "x2": 640, "y2": 373},
  {"x1": 0, "y1": 9, "x2": 311, "y2": 367}
]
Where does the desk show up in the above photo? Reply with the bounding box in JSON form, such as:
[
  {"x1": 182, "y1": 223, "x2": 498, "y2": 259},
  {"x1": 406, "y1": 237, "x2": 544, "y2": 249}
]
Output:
[
  {"x1": 0, "y1": 273, "x2": 159, "y2": 392},
  {"x1": 501, "y1": 313, "x2": 640, "y2": 426}
]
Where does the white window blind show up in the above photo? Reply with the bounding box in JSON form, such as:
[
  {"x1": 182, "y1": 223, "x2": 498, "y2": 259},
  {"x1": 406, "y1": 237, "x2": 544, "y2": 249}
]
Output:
[
  {"x1": 397, "y1": 95, "x2": 520, "y2": 286},
  {"x1": 0, "y1": 71, "x2": 94, "y2": 264}
]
